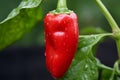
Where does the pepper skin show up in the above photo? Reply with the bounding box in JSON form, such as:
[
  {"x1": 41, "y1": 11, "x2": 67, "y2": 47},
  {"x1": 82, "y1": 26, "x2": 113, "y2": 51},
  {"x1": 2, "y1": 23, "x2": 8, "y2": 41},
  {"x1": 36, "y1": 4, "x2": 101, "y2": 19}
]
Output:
[{"x1": 44, "y1": 11, "x2": 79, "y2": 78}]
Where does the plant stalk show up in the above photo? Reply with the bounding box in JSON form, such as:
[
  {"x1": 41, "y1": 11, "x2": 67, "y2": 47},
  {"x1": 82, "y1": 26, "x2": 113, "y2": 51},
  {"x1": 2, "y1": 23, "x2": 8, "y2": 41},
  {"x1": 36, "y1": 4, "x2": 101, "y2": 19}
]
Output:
[
  {"x1": 51, "y1": 0, "x2": 71, "y2": 14},
  {"x1": 95, "y1": 0, "x2": 120, "y2": 32},
  {"x1": 95, "y1": 0, "x2": 120, "y2": 59},
  {"x1": 115, "y1": 39, "x2": 120, "y2": 59},
  {"x1": 57, "y1": 0, "x2": 68, "y2": 12}
]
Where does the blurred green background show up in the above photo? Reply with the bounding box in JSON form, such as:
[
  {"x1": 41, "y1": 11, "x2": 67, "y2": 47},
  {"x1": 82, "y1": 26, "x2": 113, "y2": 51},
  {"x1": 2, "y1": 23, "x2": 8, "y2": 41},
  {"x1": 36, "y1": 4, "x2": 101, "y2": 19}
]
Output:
[{"x1": 0, "y1": 0, "x2": 120, "y2": 47}]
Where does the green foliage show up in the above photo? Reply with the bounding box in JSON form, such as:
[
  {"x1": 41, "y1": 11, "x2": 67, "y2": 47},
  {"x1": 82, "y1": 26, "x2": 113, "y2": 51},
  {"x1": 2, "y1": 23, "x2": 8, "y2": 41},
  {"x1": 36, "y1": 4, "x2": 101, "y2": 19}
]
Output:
[
  {"x1": 0, "y1": 0, "x2": 43, "y2": 50},
  {"x1": 61, "y1": 33, "x2": 112, "y2": 80},
  {"x1": 101, "y1": 62, "x2": 120, "y2": 80},
  {"x1": 1, "y1": 0, "x2": 120, "y2": 80}
]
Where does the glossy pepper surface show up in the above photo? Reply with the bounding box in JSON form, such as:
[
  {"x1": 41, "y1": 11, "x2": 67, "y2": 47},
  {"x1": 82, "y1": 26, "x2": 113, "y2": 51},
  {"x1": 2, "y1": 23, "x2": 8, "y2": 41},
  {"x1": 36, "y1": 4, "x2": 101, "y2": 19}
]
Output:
[
  {"x1": 44, "y1": 11, "x2": 79, "y2": 78},
  {"x1": 44, "y1": 0, "x2": 79, "y2": 78}
]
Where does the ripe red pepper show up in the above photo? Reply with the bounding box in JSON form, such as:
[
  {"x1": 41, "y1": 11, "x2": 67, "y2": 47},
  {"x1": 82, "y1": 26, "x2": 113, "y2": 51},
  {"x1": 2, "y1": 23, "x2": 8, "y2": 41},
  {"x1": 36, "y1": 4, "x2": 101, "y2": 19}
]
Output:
[{"x1": 44, "y1": 0, "x2": 79, "y2": 78}]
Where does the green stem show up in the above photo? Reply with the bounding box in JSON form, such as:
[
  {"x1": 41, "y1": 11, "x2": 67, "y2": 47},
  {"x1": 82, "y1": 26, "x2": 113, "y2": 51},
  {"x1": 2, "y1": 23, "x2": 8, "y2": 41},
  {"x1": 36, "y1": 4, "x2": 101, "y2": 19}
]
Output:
[
  {"x1": 109, "y1": 69, "x2": 115, "y2": 80},
  {"x1": 96, "y1": 58, "x2": 113, "y2": 71},
  {"x1": 79, "y1": 33, "x2": 113, "y2": 38},
  {"x1": 95, "y1": 0, "x2": 119, "y2": 32},
  {"x1": 51, "y1": 0, "x2": 71, "y2": 14},
  {"x1": 116, "y1": 39, "x2": 120, "y2": 59},
  {"x1": 57, "y1": 0, "x2": 68, "y2": 10},
  {"x1": 110, "y1": 60, "x2": 120, "y2": 80},
  {"x1": 97, "y1": 63, "x2": 113, "y2": 71},
  {"x1": 95, "y1": 0, "x2": 120, "y2": 59},
  {"x1": 114, "y1": 60, "x2": 120, "y2": 75}
]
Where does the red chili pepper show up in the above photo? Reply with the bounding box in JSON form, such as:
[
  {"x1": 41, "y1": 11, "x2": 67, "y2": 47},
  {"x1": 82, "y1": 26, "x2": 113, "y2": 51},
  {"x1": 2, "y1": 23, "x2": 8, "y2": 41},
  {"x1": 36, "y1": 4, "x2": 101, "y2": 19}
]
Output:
[{"x1": 44, "y1": 0, "x2": 79, "y2": 78}]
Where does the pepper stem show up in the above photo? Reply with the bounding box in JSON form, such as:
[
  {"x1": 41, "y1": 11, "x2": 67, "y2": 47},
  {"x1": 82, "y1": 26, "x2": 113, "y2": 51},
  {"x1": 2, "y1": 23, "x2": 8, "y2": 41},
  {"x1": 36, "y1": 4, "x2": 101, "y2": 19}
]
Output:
[
  {"x1": 51, "y1": 0, "x2": 71, "y2": 14},
  {"x1": 57, "y1": 0, "x2": 68, "y2": 11}
]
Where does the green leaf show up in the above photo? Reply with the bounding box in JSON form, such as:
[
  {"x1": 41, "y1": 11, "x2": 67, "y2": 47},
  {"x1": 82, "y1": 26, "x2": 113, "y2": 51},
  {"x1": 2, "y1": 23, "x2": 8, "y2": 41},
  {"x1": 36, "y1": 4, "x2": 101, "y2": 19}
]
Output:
[
  {"x1": 101, "y1": 69, "x2": 120, "y2": 80},
  {"x1": 0, "y1": 0, "x2": 43, "y2": 50},
  {"x1": 101, "y1": 60, "x2": 120, "y2": 80},
  {"x1": 60, "y1": 33, "x2": 112, "y2": 80}
]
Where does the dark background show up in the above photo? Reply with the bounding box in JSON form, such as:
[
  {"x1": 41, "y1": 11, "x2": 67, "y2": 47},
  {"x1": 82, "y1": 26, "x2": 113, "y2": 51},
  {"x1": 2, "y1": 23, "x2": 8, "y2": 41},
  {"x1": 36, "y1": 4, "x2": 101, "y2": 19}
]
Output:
[{"x1": 0, "y1": 0, "x2": 120, "y2": 80}]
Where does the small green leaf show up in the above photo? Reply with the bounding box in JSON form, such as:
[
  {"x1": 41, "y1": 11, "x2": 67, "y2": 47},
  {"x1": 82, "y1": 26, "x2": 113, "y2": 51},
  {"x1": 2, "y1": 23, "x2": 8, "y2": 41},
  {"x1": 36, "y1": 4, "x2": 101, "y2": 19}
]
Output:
[
  {"x1": 0, "y1": 0, "x2": 43, "y2": 50},
  {"x1": 61, "y1": 33, "x2": 112, "y2": 80}
]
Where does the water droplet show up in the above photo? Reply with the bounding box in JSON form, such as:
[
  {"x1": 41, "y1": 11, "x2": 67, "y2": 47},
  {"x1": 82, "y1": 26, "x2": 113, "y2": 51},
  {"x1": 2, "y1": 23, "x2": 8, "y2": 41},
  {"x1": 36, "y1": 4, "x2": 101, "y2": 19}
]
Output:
[
  {"x1": 84, "y1": 74, "x2": 88, "y2": 80},
  {"x1": 46, "y1": 22, "x2": 49, "y2": 25},
  {"x1": 65, "y1": 28, "x2": 67, "y2": 31},
  {"x1": 44, "y1": 52, "x2": 46, "y2": 56},
  {"x1": 66, "y1": 49, "x2": 68, "y2": 52},
  {"x1": 92, "y1": 71, "x2": 95, "y2": 75},
  {"x1": 66, "y1": 35, "x2": 68, "y2": 38},
  {"x1": 63, "y1": 42, "x2": 66, "y2": 46},
  {"x1": 49, "y1": 33, "x2": 52, "y2": 35},
  {"x1": 85, "y1": 64, "x2": 89, "y2": 70},
  {"x1": 46, "y1": 34, "x2": 49, "y2": 37}
]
